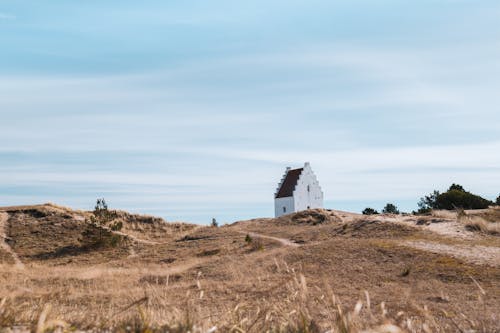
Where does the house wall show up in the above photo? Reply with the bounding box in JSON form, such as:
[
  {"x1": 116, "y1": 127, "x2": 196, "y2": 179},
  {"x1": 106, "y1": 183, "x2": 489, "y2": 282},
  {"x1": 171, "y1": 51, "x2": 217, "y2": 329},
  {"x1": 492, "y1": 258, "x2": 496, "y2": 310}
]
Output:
[
  {"x1": 293, "y1": 162, "x2": 324, "y2": 212},
  {"x1": 274, "y1": 196, "x2": 294, "y2": 217}
]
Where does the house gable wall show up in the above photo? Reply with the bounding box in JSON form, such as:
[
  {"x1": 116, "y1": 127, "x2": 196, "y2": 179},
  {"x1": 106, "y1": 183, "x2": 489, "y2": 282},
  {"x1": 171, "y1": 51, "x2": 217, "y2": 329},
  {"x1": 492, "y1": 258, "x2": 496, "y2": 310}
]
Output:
[{"x1": 293, "y1": 163, "x2": 324, "y2": 212}]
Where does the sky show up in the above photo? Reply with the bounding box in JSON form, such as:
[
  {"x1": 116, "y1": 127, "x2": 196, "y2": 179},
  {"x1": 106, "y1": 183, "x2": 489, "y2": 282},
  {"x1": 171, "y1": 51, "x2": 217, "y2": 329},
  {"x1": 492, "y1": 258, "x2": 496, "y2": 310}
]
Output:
[{"x1": 1, "y1": 0, "x2": 499, "y2": 224}]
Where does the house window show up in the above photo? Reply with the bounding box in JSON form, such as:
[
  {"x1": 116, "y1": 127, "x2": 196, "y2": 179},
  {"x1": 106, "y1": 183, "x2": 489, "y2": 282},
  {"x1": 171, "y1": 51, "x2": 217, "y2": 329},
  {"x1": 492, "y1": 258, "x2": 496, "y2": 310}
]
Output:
[{"x1": 283, "y1": 207, "x2": 286, "y2": 213}]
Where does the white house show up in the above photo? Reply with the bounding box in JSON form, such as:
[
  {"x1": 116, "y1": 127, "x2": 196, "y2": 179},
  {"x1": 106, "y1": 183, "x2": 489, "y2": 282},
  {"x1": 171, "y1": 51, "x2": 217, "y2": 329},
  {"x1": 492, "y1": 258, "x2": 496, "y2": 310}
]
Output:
[{"x1": 274, "y1": 162, "x2": 324, "y2": 217}]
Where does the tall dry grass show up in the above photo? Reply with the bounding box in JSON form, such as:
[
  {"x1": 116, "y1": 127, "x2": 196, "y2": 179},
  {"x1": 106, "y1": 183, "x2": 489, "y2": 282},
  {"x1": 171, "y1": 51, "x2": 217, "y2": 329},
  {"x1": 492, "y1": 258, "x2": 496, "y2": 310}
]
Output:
[
  {"x1": 457, "y1": 209, "x2": 500, "y2": 235},
  {"x1": 0, "y1": 262, "x2": 496, "y2": 333}
]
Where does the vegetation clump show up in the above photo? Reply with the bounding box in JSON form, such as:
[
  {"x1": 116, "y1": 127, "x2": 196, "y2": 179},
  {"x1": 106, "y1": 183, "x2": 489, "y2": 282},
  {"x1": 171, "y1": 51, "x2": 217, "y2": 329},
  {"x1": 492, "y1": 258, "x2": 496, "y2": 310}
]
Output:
[
  {"x1": 362, "y1": 207, "x2": 379, "y2": 215},
  {"x1": 82, "y1": 198, "x2": 124, "y2": 248},
  {"x1": 244, "y1": 234, "x2": 252, "y2": 243},
  {"x1": 382, "y1": 203, "x2": 399, "y2": 214},
  {"x1": 418, "y1": 184, "x2": 493, "y2": 212},
  {"x1": 244, "y1": 233, "x2": 263, "y2": 251}
]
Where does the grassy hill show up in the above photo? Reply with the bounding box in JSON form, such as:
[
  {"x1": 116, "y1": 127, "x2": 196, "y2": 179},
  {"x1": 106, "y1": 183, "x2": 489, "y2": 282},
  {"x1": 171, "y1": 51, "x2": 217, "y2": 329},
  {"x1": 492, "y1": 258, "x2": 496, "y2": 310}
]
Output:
[{"x1": 1, "y1": 204, "x2": 499, "y2": 332}]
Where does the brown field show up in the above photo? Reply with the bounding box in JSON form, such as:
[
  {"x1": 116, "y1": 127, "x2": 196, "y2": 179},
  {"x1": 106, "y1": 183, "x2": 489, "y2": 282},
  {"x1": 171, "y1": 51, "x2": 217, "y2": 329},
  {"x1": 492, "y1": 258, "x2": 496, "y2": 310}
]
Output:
[{"x1": 1, "y1": 204, "x2": 499, "y2": 332}]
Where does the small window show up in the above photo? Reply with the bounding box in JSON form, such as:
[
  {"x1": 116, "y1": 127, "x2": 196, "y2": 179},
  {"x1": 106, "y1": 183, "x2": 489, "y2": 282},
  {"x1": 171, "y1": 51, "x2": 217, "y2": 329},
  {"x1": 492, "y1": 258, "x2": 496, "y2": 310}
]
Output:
[{"x1": 283, "y1": 207, "x2": 287, "y2": 213}]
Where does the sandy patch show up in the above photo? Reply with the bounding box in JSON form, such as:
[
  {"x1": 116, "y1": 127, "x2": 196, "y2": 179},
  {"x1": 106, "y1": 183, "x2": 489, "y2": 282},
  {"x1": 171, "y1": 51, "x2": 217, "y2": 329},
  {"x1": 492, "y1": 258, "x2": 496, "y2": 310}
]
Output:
[{"x1": 403, "y1": 240, "x2": 500, "y2": 267}]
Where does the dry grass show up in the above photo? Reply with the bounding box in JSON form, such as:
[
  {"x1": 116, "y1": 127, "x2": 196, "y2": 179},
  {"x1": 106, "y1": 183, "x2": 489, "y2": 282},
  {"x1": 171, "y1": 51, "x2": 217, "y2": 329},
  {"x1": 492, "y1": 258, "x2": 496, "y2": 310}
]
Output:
[
  {"x1": 0, "y1": 265, "x2": 496, "y2": 332},
  {"x1": 457, "y1": 209, "x2": 500, "y2": 235},
  {"x1": 430, "y1": 210, "x2": 457, "y2": 219},
  {"x1": 0, "y1": 204, "x2": 499, "y2": 332}
]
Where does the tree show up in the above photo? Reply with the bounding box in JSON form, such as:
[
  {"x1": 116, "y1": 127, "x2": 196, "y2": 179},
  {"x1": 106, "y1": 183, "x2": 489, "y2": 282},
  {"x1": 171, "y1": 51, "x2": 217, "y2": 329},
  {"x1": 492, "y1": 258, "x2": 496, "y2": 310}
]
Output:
[
  {"x1": 496, "y1": 195, "x2": 500, "y2": 206},
  {"x1": 362, "y1": 207, "x2": 379, "y2": 215},
  {"x1": 382, "y1": 203, "x2": 399, "y2": 214},
  {"x1": 82, "y1": 199, "x2": 123, "y2": 248},
  {"x1": 435, "y1": 190, "x2": 492, "y2": 210},
  {"x1": 211, "y1": 218, "x2": 218, "y2": 227},
  {"x1": 417, "y1": 185, "x2": 493, "y2": 211},
  {"x1": 417, "y1": 190, "x2": 440, "y2": 212},
  {"x1": 448, "y1": 183, "x2": 465, "y2": 192},
  {"x1": 90, "y1": 198, "x2": 123, "y2": 231}
]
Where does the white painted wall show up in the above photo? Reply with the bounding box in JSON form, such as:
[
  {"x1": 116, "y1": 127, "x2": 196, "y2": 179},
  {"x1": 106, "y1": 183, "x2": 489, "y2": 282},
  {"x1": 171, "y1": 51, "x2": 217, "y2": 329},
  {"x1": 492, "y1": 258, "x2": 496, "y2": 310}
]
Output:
[
  {"x1": 274, "y1": 162, "x2": 324, "y2": 218},
  {"x1": 274, "y1": 196, "x2": 295, "y2": 217},
  {"x1": 293, "y1": 162, "x2": 324, "y2": 212}
]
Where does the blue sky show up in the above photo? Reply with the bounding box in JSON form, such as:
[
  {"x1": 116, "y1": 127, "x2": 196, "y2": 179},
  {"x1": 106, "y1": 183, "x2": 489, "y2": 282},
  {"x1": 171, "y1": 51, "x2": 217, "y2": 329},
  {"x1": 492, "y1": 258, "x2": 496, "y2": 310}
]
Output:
[{"x1": 1, "y1": 0, "x2": 499, "y2": 223}]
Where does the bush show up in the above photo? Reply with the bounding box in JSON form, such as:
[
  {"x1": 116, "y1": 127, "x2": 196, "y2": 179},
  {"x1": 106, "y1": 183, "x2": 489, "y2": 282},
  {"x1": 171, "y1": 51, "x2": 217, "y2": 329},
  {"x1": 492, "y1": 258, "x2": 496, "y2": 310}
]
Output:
[
  {"x1": 436, "y1": 190, "x2": 492, "y2": 210},
  {"x1": 382, "y1": 203, "x2": 399, "y2": 214},
  {"x1": 362, "y1": 207, "x2": 379, "y2": 215},
  {"x1": 83, "y1": 198, "x2": 122, "y2": 246},
  {"x1": 418, "y1": 184, "x2": 493, "y2": 211},
  {"x1": 81, "y1": 223, "x2": 124, "y2": 249}
]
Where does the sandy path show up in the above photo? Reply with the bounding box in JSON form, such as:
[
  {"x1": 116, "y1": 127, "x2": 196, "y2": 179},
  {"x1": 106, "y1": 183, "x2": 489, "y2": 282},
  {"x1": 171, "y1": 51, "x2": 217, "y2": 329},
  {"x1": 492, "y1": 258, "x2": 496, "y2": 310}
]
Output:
[
  {"x1": 0, "y1": 212, "x2": 25, "y2": 269},
  {"x1": 238, "y1": 231, "x2": 300, "y2": 247},
  {"x1": 422, "y1": 220, "x2": 477, "y2": 239},
  {"x1": 403, "y1": 240, "x2": 500, "y2": 267}
]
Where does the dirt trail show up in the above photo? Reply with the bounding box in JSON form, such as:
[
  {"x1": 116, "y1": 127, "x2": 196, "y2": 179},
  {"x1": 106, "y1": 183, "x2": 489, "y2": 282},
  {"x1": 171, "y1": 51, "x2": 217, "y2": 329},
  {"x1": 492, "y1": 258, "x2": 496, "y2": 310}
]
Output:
[
  {"x1": 0, "y1": 212, "x2": 25, "y2": 269},
  {"x1": 238, "y1": 231, "x2": 300, "y2": 247}
]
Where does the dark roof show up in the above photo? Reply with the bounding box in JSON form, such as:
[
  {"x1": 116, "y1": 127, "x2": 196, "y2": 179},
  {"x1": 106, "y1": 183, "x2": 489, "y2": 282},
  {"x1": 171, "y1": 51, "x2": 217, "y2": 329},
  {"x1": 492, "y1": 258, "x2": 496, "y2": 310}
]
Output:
[{"x1": 275, "y1": 168, "x2": 303, "y2": 198}]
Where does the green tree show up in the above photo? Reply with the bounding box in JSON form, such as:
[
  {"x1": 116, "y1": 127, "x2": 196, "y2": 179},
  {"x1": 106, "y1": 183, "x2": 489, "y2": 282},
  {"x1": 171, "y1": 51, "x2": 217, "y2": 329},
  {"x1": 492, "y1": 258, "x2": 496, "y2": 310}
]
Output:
[
  {"x1": 362, "y1": 207, "x2": 379, "y2": 215},
  {"x1": 418, "y1": 185, "x2": 493, "y2": 211},
  {"x1": 496, "y1": 195, "x2": 500, "y2": 206},
  {"x1": 417, "y1": 190, "x2": 440, "y2": 212},
  {"x1": 382, "y1": 203, "x2": 399, "y2": 214},
  {"x1": 448, "y1": 183, "x2": 465, "y2": 192},
  {"x1": 211, "y1": 218, "x2": 218, "y2": 227},
  {"x1": 435, "y1": 190, "x2": 492, "y2": 210}
]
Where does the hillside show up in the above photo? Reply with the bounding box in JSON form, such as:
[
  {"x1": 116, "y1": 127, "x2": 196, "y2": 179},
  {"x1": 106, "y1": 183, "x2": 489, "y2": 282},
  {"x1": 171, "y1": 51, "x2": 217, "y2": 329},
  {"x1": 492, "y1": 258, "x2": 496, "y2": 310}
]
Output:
[{"x1": 1, "y1": 204, "x2": 499, "y2": 332}]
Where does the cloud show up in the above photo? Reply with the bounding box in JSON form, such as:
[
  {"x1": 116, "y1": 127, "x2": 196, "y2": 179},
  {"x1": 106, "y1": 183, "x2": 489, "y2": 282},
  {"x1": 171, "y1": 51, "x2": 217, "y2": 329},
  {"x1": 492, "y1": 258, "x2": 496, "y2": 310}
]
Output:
[{"x1": 1, "y1": 36, "x2": 499, "y2": 221}]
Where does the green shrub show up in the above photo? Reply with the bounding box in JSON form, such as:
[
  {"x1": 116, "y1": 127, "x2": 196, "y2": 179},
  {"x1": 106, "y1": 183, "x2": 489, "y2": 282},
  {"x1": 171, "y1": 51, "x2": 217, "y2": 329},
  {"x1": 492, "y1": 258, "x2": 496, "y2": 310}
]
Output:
[
  {"x1": 436, "y1": 190, "x2": 492, "y2": 210},
  {"x1": 382, "y1": 203, "x2": 399, "y2": 214},
  {"x1": 418, "y1": 184, "x2": 493, "y2": 211},
  {"x1": 362, "y1": 207, "x2": 379, "y2": 215}
]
